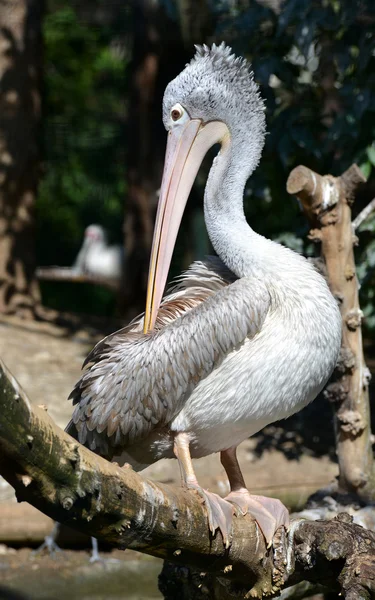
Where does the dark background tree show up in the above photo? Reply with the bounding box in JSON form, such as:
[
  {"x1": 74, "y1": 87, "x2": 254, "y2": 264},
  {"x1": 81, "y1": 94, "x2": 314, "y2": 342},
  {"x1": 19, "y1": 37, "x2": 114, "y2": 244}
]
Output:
[
  {"x1": 122, "y1": 0, "x2": 214, "y2": 317},
  {"x1": 0, "y1": 0, "x2": 43, "y2": 317},
  {"x1": 122, "y1": 0, "x2": 190, "y2": 318}
]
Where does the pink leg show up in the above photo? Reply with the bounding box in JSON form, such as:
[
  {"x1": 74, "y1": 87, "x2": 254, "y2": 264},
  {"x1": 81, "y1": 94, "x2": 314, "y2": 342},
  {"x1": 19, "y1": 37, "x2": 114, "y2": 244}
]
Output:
[
  {"x1": 221, "y1": 446, "x2": 289, "y2": 547},
  {"x1": 174, "y1": 432, "x2": 233, "y2": 548}
]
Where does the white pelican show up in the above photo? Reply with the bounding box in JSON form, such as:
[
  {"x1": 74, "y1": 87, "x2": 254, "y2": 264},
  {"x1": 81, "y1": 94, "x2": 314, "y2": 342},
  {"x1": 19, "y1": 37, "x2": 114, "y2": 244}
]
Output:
[
  {"x1": 67, "y1": 43, "x2": 341, "y2": 547},
  {"x1": 73, "y1": 224, "x2": 124, "y2": 281}
]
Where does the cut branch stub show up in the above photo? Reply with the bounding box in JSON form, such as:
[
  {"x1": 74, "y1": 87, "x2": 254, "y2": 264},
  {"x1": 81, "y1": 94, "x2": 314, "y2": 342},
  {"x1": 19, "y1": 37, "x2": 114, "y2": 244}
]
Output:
[
  {"x1": 340, "y1": 164, "x2": 367, "y2": 205},
  {"x1": 286, "y1": 166, "x2": 339, "y2": 225},
  {"x1": 287, "y1": 164, "x2": 375, "y2": 501}
]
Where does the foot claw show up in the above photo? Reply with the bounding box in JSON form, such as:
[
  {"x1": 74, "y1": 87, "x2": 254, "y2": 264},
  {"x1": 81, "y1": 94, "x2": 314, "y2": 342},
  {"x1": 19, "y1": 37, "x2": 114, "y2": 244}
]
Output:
[{"x1": 225, "y1": 491, "x2": 289, "y2": 547}]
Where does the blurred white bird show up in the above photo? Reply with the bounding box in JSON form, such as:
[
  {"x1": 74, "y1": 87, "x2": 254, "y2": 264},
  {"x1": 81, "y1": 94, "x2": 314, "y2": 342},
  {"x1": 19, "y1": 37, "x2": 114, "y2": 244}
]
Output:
[{"x1": 73, "y1": 225, "x2": 124, "y2": 281}]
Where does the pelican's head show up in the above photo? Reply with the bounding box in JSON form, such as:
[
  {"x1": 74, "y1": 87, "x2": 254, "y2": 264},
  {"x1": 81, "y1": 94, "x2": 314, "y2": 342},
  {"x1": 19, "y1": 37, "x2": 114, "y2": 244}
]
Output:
[
  {"x1": 143, "y1": 43, "x2": 265, "y2": 333},
  {"x1": 163, "y1": 43, "x2": 265, "y2": 141}
]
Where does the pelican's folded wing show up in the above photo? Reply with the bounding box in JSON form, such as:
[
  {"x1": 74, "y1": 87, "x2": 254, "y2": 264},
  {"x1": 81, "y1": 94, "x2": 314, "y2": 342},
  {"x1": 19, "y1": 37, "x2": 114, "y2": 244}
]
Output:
[{"x1": 67, "y1": 259, "x2": 270, "y2": 458}]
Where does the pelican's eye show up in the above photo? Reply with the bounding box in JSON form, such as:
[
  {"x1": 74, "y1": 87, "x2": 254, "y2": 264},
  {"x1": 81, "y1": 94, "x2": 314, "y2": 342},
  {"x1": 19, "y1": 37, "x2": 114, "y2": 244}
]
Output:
[{"x1": 171, "y1": 103, "x2": 184, "y2": 122}]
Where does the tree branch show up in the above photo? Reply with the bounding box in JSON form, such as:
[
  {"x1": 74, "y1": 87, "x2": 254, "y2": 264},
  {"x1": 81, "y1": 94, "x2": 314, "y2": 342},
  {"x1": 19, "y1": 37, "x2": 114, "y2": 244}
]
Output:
[
  {"x1": 0, "y1": 358, "x2": 274, "y2": 593},
  {"x1": 36, "y1": 267, "x2": 119, "y2": 291},
  {"x1": 352, "y1": 197, "x2": 375, "y2": 231},
  {"x1": 1, "y1": 359, "x2": 375, "y2": 598},
  {"x1": 287, "y1": 164, "x2": 375, "y2": 501}
]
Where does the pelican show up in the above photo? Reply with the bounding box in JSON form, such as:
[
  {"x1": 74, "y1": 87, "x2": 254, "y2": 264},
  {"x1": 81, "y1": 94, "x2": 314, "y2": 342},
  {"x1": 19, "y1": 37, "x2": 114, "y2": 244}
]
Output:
[
  {"x1": 67, "y1": 43, "x2": 341, "y2": 547},
  {"x1": 73, "y1": 224, "x2": 124, "y2": 281}
]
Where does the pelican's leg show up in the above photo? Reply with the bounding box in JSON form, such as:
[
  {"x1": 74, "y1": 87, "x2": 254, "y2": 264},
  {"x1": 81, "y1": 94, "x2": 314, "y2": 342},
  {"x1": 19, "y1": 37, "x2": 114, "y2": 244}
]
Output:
[
  {"x1": 32, "y1": 521, "x2": 64, "y2": 557},
  {"x1": 173, "y1": 432, "x2": 233, "y2": 548},
  {"x1": 221, "y1": 446, "x2": 289, "y2": 547},
  {"x1": 89, "y1": 537, "x2": 101, "y2": 563}
]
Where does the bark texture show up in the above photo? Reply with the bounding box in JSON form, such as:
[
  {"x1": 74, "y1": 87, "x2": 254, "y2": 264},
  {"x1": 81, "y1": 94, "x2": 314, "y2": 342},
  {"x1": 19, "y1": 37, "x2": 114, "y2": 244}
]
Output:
[
  {"x1": 1, "y1": 359, "x2": 375, "y2": 598},
  {"x1": 287, "y1": 164, "x2": 375, "y2": 501},
  {"x1": 0, "y1": 0, "x2": 42, "y2": 316}
]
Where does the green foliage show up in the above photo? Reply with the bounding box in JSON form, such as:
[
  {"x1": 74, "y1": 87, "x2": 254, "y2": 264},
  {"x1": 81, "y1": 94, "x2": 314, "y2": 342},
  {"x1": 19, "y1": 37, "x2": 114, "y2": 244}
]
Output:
[
  {"x1": 212, "y1": 0, "x2": 375, "y2": 331},
  {"x1": 37, "y1": 2, "x2": 129, "y2": 313}
]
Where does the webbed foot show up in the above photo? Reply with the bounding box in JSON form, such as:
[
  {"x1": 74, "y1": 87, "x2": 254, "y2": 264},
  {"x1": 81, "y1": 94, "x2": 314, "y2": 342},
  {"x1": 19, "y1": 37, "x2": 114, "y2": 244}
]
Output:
[{"x1": 225, "y1": 489, "x2": 289, "y2": 547}]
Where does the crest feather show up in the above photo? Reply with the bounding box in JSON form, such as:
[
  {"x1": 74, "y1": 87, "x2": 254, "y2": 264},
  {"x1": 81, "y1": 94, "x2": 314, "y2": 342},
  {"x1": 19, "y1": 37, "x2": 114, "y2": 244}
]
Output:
[{"x1": 191, "y1": 42, "x2": 254, "y2": 85}]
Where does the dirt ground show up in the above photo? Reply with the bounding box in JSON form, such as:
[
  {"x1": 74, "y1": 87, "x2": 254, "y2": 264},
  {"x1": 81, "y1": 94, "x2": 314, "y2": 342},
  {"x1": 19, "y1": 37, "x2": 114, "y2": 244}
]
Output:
[
  {"x1": 0, "y1": 546, "x2": 162, "y2": 600},
  {"x1": 0, "y1": 314, "x2": 348, "y2": 599}
]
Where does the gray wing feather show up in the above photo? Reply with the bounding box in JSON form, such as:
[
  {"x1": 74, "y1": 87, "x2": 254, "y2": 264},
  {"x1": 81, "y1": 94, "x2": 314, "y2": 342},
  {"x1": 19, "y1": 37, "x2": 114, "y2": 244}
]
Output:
[{"x1": 66, "y1": 258, "x2": 270, "y2": 458}]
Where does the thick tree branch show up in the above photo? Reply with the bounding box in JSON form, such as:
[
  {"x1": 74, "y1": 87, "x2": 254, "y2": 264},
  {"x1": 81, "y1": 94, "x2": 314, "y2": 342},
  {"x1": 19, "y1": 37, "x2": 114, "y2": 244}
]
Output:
[
  {"x1": 1, "y1": 360, "x2": 375, "y2": 598},
  {"x1": 287, "y1": 164, "x2": 375, "y2": 501},
  {"x1": 0, "y1": 359, "x2": 274, "y2": 594}
]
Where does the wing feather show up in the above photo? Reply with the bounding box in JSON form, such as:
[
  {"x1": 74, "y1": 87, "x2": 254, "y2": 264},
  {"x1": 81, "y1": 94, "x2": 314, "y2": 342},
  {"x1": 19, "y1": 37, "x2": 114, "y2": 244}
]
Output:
[{"x1": 66, "y1": 257, "x2": 270, "y2": 458}]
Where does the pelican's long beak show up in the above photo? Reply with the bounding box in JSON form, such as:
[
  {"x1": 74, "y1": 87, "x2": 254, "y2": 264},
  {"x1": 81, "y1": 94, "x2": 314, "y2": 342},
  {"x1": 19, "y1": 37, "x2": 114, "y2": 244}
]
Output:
[{"x1": 143, "y1": 118, "x2": 227, "y2": 333}]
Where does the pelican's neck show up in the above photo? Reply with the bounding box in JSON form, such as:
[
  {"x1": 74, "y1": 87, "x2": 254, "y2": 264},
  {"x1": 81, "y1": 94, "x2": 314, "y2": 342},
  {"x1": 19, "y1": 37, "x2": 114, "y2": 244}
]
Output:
[{"x1": 204, "y1": 131, "x2": 272, "y2": 279}]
